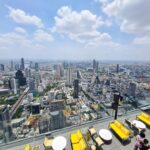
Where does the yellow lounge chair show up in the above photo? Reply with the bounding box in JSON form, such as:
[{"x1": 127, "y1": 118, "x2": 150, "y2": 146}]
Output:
[
  {"x1": 137, "y1": 112, "x2": 150, "y2": 127},
  {"x1": 70, "y1": 130, "x2": 87, "y2": 150},
  {"x1": 23, "y1": 144, "x2": 31, "y2": 150},
  {"x1": 109, "y1": 120, "x2": 130, "y2": 143}
]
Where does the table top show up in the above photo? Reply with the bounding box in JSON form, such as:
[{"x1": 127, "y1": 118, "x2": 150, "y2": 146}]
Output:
[
  {"x1": 52, "y1": 136, "x2": 67, "y2": 150},
  {"x1": 99, "y1": 129, "x2": 112, "y2": 141},
  {"x1": 133, "y1": 120, "x2": 146, "y2": 129}
]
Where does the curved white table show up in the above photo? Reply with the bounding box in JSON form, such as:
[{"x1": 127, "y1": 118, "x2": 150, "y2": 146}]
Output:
[
  {"x1": 132, "y1": 120, "x2": 146, "y2": 129},
  {"x1": 99, "y1": 129, "x2": 112, "y2": 141},
  {"x1": 52, "y1": 136, "x2": 67, "y2": 150}
]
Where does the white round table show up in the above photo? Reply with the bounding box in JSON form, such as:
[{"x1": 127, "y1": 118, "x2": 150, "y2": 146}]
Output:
[
  {"x1": 52, "y1": 136, "x2": 67, "y2": 150},
  {"x1": 99, "y1": 129, "x2": 112, "y2": 141},
  {"x1": 132, "y1": 120, "x2": 146, "y2": 129}
]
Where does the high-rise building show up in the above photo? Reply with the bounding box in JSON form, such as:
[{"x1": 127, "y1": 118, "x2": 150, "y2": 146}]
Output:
[
  {"x1": 38, "y1": 115, "x2": 50, "y2": 134},
  {"x1": 10, "y1": 60, "x2": 14, "y2": 71},
  {"x1": 73, "y1": 79, "x2": 79, "y2": 98},
  {"x1": 25, "y1": 68, "x2": 31, "y2": 78},
  {"x1": 15, "y1": 70, "x2": 26, "y2": 86},
  {"x1": 50, "y1": 100, "x2": 65, "y2": 111},
  {"x1": 93, "y1": 59, "x2": 96, "y2": 70},
  {"x1": 9, "y1": 78, "x2": 19, "y2": 94},
  {"x1": 0, "y1": 64, "x2": 5, "y2": 71},
  {"x1": 34, "y1": 72, "x2": 41, "y2": 89},
  {"x1": 128, "y1": 83, "x2": 136, "y2": 97},
  {"x1": 96, "y1": 61, "x2": 99, "y2": 73},
  {"x1": 50, "y1": 110, "x2": 65, "y2": 130},
  {"x1": 27, "y1": 78, "x2": 35, "y2": 92},
  {"x1": 20, "y1": 58, "x2": 25, "y2": 70},
  {"x1": 15, "y1": 64, "x2": 20, "y2": 71},
  {"x1": 0, "y1": 105, "x2": 13, "y2": 143},
  {"x1": 35, "y1": 63, "x2": 39, "y2": 71},
  {"x1": 93, "y1": 59, "x2": 98, "y2": 73},
  {"x1": 66, "y1": 67, "x2": 72, "y2": 86},
  {"x1": 116, "y1": 64, "x2": 119, "y2": 73}
]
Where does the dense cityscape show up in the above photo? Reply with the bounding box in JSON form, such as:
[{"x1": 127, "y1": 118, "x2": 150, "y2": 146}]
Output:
[
  {"x1": 0, "y1": 58, "x2": 150, "y2": 146},
  {"x1": 1, "y1": 0, "x2": 150, "y2": 149}
]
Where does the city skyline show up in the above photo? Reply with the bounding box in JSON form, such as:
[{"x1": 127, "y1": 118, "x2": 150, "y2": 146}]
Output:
[{"x1": 0, "y1": 0, "x2": 150, "y2": 61}]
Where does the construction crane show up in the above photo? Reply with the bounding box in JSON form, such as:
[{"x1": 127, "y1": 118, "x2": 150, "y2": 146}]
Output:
[{"x1": 10, "y1": 87, "x2": 29, "y2": 118}]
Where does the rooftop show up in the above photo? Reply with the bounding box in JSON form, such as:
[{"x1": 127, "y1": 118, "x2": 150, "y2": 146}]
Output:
[{"x1": 1, "y1": 109, "x2": 150, "y2": 150}]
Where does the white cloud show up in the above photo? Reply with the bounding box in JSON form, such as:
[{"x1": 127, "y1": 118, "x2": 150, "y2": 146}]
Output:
[
  {"x1": 0, "y1": 28, "x2": 54, "y2": 59},
  {"x1": 34, "y1": 30, "x2": 54, "y2": 42},
  {"x1": 133, "y1": 36, "x2": 150, "y2": 45},
  {"x1": 15, "y1": 27, "x2": 27, "y2": 34},
  {"x1": 8, "y1": 6, "x2": 44, "y2": 28},
  {"x1": 102, "y1": 0, "x2": 150, "y2": 34},
  {"x1": 52, "y1": 6, "x2": 111, "y2": 45}
]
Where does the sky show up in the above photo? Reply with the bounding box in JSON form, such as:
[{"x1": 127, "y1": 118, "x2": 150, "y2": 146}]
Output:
[{"x1": 0, "y1": 0, "x2": 150, "y2": 61}]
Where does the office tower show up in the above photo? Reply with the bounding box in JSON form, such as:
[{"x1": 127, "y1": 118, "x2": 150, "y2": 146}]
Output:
[
  {"x1": 25, "y1": 68, "x2": 31, "y2": 78},
  {"x1": 95, "y1": 76, "x2": 100, "y2": 84},
  {"x1": 0, "y1": 105, "x2": 13, "y2": 143},
  {"x1": 10, "y1": 60, "x2": 14, "y2": 71},
  {"x1": 34, "y1": 72, "x2": 41, "y2": 89},
  {"x1": 50, "y1": 100, "x2": 65, "y2": 111},
  {"x1": 27, "y1": 78, "x2": 35, "y2": 92},
  {"x1": 93, "y1": 59, "x2": 96, "y2": 70},
  {"x1": 60, "y1": 64, "x2": 64, "y2": 77},
  {"x1": 31, "y1": 103, "x2": 40, "y2": 115},
  {"x1": 15, "y1": 64, "x2": 20, "y2": 71},
  {"x1": 38, "y1": 115, "x2": 50, "y2": 134},
  {"x1": 116, "y1": 64, "x2": 119, "y2": 73},
  {"x1": 55, "y1": 65, "x2": 61, "y2": 80},
  {"x1": 128, "y1": 83, "x2": 136, "y2": 97},
  {"x1": 0, "y1": 64, "x2": 5, "y2": 71},
  {"x1": 35, "y1": 62, "x2": 39, "y2": 71},
  {"x1": 77, "y1": 70, "x2": 81, "y2": 79},
  {"x1": 9, "y1": 78, "x2": 19, "y2": 94},
  {"x1": 15, "y1": 70, "x2": 27, "y2": 86},
  {"x1": 96, "y1": 61, "x2": 99, "y2": 73},
  {"x1": 50, "y1": 110, "x2": 65, "y2": 130},
  {"x1": 20, "y1": 58, "x2": 25, "y2": 70},
  {"x1": 66, "y1": 67, "x2": 72, "y2": 86},
  {"x1": 73, "y1": 79, "x2": 79, "y2": 98}
]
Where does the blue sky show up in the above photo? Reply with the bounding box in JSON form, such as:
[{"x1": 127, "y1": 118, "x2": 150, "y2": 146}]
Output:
[{"x1": 0, "y1": 0, "x2": 150, "y2": 61}]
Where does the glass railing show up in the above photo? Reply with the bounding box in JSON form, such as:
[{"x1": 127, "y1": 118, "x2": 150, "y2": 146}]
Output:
[{"x1": 0, "y1": 103, "x2": 149, "y2": 149}]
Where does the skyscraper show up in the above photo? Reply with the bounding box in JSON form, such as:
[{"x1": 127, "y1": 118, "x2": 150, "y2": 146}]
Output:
[
  {"x1": 66, "y1": 67, "x2": 72, "y2": 86},
  {"x1": 0, "y1": 105, "x2": 13, "y2": 143},
  {"x1": 25, "y1": 68, "x2": 31, "y2": 78},
  {"x1": 93, "y1": 59, "x2": 96, "y2": 70},
  {"x1": 128, "y1": 83, "x2": 136, "y2": 97},
  {"x1": 35, "y1": 62, "x2": 39, "y2": 71},
  {"x1": 73, "y1": 79, "x2": 79, "y2": 98},
  {"x1": 27, "y1": 78, "x2": 35, "y2": 92},
  {"x1": 50, "y1": 110, "x2": 65, "y2": 130},
  {"x1": 0, "y1": 64, "x2": 5, "y2": 71},
  {"x1": 10, "y1": 60, "x2": 14, "y2": 71},
  {"x1": 15, "y1": 70, "x2": 26, "y2": 86},
  {"x1": 20, "y1": 58, "x2": 25, "y2": 70},
  {"x1": 116, "y1": 64, "x2": 119, "y2": 73},
  {"x1": 9, "y1": 78, "x2": 19, "y2": 94}
]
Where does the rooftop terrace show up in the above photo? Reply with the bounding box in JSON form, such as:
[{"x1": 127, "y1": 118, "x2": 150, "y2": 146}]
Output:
[{"x1": 1, "y1": 109, "x2": 150, "y2": 150}]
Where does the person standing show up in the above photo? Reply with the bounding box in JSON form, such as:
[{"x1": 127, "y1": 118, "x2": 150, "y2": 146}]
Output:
[{"x1": 134, "y1": 132, "x2": 145, "y2": 150}]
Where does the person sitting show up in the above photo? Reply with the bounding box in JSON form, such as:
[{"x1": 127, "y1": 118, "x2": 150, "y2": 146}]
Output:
[{"x1": 139, "y1": 139, "x2": 150, "y2": 150}]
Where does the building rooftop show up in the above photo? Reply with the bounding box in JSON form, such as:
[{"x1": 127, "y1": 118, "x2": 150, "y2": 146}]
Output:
[{"x1": 1, "y1": 109, "x2": 150, "y2": 150}]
